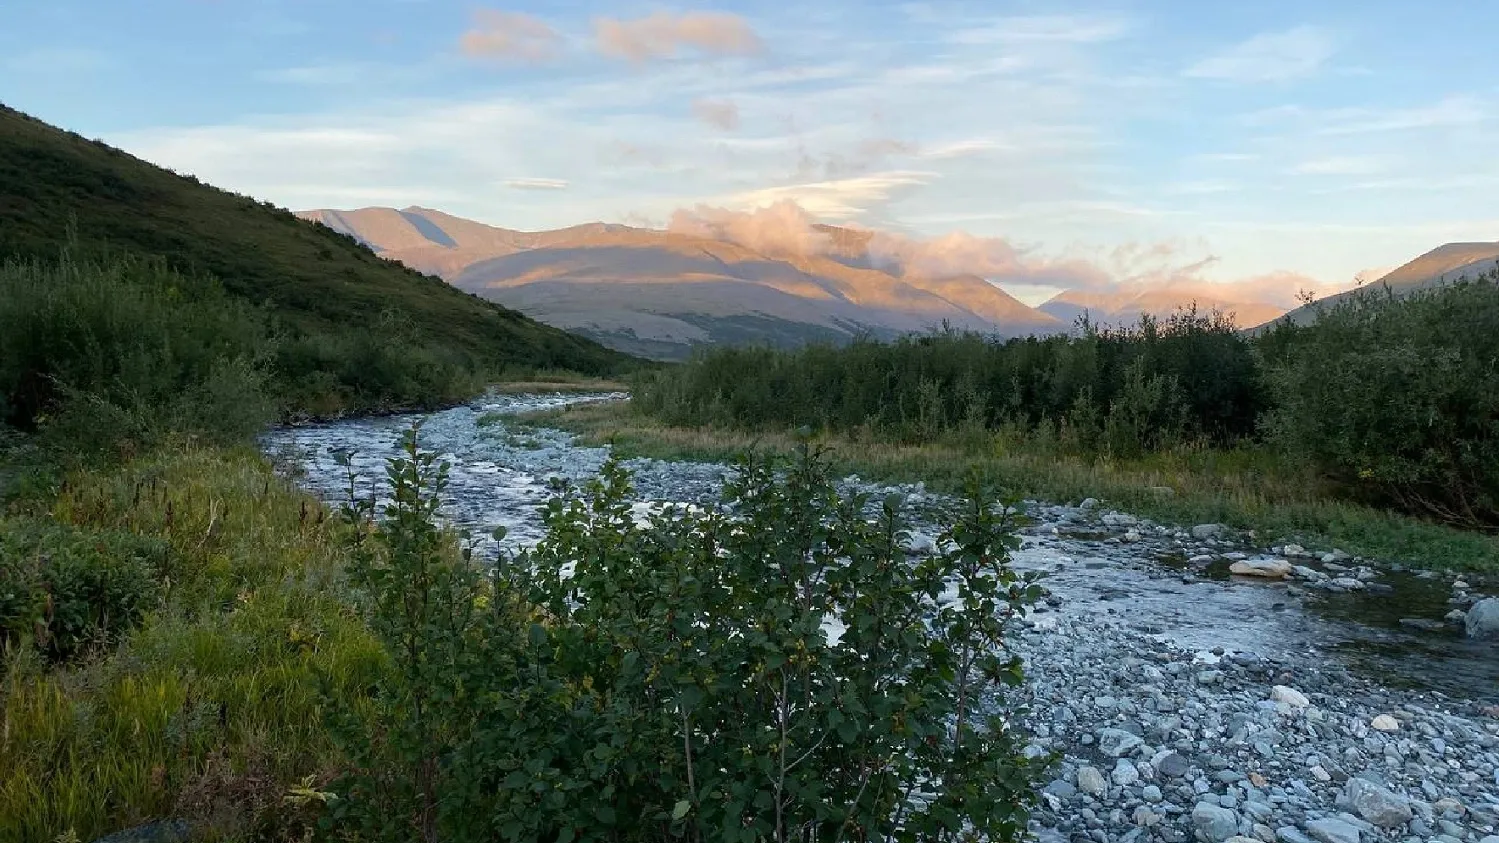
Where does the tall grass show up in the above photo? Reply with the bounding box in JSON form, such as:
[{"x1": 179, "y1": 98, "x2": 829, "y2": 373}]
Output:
[
  {"x1": 0, "y1": 253, "x2": 275, "y2": 457},
  {"x1": 525, "y1": 400, "x2": 1499, "y2": 573},
  {"x1": 630, "y1": 278, "x2": 1499, "y2": 531},
  {"x1": 0, "y1": 447, "x2": 386, "y2": 842}
]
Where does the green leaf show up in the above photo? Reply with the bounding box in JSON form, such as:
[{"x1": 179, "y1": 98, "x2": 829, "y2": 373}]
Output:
[{"x1": 672, "y1": 799, "x2": 692, "y2": 820}]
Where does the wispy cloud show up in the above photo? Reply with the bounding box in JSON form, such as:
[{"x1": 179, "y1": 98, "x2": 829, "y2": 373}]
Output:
[
  {"x1": 504, "y1": 177, "x2": 569, "y2": 190},
  {"x1": 919, "y1": 139, "x2": 1006, "y2": 159},
  {"x1": 691, "y1": 98, "x2": 740, "y2": 131},
  {"x1": 1316, "y1": 94, "x2": 1487, "y2": 134},
  {"x1": 459, "y1": 10, "x2": 564, "y2": 63},
  {"x1": 728, "y1": 171, "x2": 939, "y2": 219},
  {"x1": 1163, "y1": 179, "x2": 1239, "y2": 195},
  {"x1": 1289, "y1": 154, "x2": 1392, "y2": 176},
  {"x1": 593, "y1": 11, "x2": 763, "y2": 64},
  {"x1": 947, "y1": 14, "x2": 1131, "y2": 46},
  {"x1": 1186, "y1": 26, "x2": 1334, "y2": 82}
]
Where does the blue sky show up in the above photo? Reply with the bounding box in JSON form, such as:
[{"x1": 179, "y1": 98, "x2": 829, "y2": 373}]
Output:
[{"x1": 6, "y1": 0, "x2": 1499, "y2": 301}]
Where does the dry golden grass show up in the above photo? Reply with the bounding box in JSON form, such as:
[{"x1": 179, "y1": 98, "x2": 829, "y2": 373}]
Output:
[{"x1": 523, "y1": 400, "x2": 1499, "y2": 573}]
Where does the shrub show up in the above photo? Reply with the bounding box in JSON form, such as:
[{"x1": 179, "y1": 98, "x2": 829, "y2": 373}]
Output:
[
  {"x1": 1263, "y1": 275, "x2": 1499, "y2": 528},
  {"x1": 0, "y1": 516, "x2": 166, "y2": 661},
  {"x1": 631, "y1": 309, "x2": 1260, "y2": 454},
  {"x1": 0, "y1": 252, "x2": 275, "y2": 457},
  {"x1": 326, "y1": 424, "x2": 1050, "y2": 842}
]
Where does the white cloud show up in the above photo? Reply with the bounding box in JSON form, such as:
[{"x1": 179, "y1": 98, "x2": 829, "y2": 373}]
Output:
[
  {"x1": 505, "y1": 177, "x2": 569, "y2": 190},
  {"x1": 1317, "y1": 95, "x2": 1487, "y2": 134},
  {"x1": 1289, "y1": 154, "x2": 1393, "y2": 176},
  {"x1": 947, "y1": 14, "x2": 1132, "y2": 46},
  {"x1": 1186, "y1": 26, "x2": 1334, "y2": 82},
  {"x1": 727, "y1": 171, "x2": 940, "y2": 219}
]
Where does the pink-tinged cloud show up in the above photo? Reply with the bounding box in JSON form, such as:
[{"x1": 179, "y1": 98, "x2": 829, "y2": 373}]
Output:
[
  {"x1": 691, "y1": 98, "x2": 740, "y2": 131},
  {"x1": 668, "y1": 199, "x2": 832, "y2": 257},
  {"x1": 593, "y1": 11, "x2": 763, "y2": 64},
  {"x1": 460, "y1": 10, "x2": 564, "y2": 63},
  {"x1": 662, "y1": 200, "x2": 1348, "y2": 316}
]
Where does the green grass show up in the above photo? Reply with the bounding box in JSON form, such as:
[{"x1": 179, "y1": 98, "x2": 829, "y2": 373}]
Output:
[
  {"x1": 0, "y1": 446, "x2": 386, "y2": 843},
  {"x1": 522, "y1": 400, "x2": 1499, "y2": 574},
  {"x1": 0, "y1": 103, "x2": 639, "y2": 390}
]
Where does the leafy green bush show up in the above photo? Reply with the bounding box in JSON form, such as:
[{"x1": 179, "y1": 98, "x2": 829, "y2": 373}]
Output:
[
  {"x1": 326, "y1": 424, "x2": 1049, "y2": 842},
  {"x1": 0, "y1": 252, "x2": 275, "y2": 456},
  {"x1": 1263, "y1": 275, "x2": 1499, "y2": 528},
  {"x1": 0, "y1": 516, "x2": 166, "y2": 661},
  {"x1": 633, "y1": 308, "x2": 1261, "y2": 455}
]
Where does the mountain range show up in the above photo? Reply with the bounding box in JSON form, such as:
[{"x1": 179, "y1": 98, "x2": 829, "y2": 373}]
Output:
[
  {"x1": 0, "y1": 104, "x2": 630, "y2": 384},
  {"x1": 1262, "y1": 241, "x2": 1499, "y2": 329},
  {"x1": 299, "y1": 206, "x2": 1072, "y2": 358},
  {"x1": 301, "y1": 205, "x2": 1486, "y2": 358}
]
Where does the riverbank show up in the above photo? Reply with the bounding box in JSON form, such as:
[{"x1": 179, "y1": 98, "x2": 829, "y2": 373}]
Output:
[
  {"x1": 0, "y1": 443, "x2": 382, "y2": 842},
  {"x1": 267, "y1": 393, "x2": 1499, "y2": 843},
  {"x1": 518, "y1": 399, "x2": 1499, "y2": 575}
]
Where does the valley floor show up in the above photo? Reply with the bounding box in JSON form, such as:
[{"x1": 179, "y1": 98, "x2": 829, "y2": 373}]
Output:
[{"x1": 519, "y1": 399, "x2": 1499, "y2": 576}]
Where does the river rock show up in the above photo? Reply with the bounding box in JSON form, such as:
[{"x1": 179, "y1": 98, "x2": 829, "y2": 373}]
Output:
[
  {"x1": 1098, "y1": 728, "x2": 1144, "y2": 757},
  {"x1": 1042, "y1": 779, "x2": 1077, "y2": 799},
  {"x1": 1344, "y1": 777, "x2": 1413, "y2": 827},
  {"x1": 1192, "y1": 802, "x2": 1240, "y2": 842},
  {"x1": 1230, "y1": 559, "x2": 1293, "y2": 578},
  {"x1": 1158, "y1": 752, "x2": 1191, "y2": 777},
  {"x1": 1271, "y1": 685, "x2": 1310, "y2": 708},
  {"x1": 1078, "y1": 766, "x2": 1108, "y2": 796},
  {"x1": 1192, "y1": 523, "x2": 1229, "y2": 540},
  {"x1": 1112, "y1": 758, "x2": 1141, "y2": 787},
  {"x1": 1466, "y1": 598, "x2": 1499, "y2": 640},
  {"x1": 1305, "y1": 818, "x2": 1361, "y2": 843}
]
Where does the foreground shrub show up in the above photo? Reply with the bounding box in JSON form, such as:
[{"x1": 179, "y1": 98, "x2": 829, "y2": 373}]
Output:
[
  {"x1": 1263, "y1": 275, "x2": 1499, "y2": 529},
  {"x1": 328, "y1": 424, "x2": 1049, "y2": 842},
  {"x1": 0, "y1": 516, "x2": 166, "y2": 661},
  {"x1": 0, "y1": 448, "x2": 385, "y2": 842}
]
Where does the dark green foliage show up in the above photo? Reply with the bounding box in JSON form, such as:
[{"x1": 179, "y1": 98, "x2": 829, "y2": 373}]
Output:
[
  {"x1": 1263, "y1": 274, "x2": 1499, "y2": 529},
  {"x1": 0, "y1": 103, "x2": 637, "y2": 415},
  {"x1": 0, "y1": 516, "x2": 167, "y2": 661},
  {"x1": 0, "y1": 253, "x2": 276, "y2": 456},
  {"x1": 327, "y1": 424, "x2": 1048, "y2": 842},
  {"x1": 635, "y1": 308, "x2": 1260, "y2": 456}
]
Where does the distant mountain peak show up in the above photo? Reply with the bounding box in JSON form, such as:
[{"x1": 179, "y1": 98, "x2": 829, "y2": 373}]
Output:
[{"x1": 297, "y1": 205, "x2": 1063, "y2": 359}]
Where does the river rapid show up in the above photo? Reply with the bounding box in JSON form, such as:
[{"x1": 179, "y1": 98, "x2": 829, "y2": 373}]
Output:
[{"x1": 261, "y1": 391, "x2": 1499, "y2": 843}]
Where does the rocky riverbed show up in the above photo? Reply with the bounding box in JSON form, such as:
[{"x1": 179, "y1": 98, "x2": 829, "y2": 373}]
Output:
[{"x1": 261, "y1": 391, "x2": 1499, "y2": 843}]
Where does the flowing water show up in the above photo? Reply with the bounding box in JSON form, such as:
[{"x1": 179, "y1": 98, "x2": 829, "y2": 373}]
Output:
[{"x1": 260, "y1": 391, "x2": 1497, "y2": 703}]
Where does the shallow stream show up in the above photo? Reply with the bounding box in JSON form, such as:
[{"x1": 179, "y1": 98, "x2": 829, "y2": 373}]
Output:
[{"x1": 260, "y1": 391, "x2": 1496, "y2": 703}]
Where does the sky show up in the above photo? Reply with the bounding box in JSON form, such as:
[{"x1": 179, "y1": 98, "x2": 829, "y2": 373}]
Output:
[{"x1": 6, "y1": 0, "x2": 1499, "y2": 304}]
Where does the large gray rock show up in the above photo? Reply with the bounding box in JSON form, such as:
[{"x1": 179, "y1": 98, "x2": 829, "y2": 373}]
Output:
[
  {"x1": 1157, "y1": 752, "x2": 1191, "y2": 777},
  {"x1": 1466, "y1": 598, "x2": 1499, "y2": 640},
  {"x1": 1230, "y1": 559, "x2": 1293, "y2": 578},
  {"x1": 1305, "y1": 818, "x2": 1361, "y2": 843},
  {"x1": 1077, "y1": 766, "x2": 1108, "y2": 796},
  {"x1": 1192, "y1": 523, "x2": 1229, "y2": 540},
  {"x1": 1344, "y1": 778, "x2": 1412, "y2": 827},
  {"x1": 1193, "y1": 802, "x2": 1240, "y2": 842},
  {"x1": 1098, "y1": 727, "x2": 1144, "y2": 757}
]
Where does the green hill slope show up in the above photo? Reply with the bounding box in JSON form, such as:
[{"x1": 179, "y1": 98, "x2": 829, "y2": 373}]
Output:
[{"x1": 0, "y1": 104, "x2": 635, "y2": 412}]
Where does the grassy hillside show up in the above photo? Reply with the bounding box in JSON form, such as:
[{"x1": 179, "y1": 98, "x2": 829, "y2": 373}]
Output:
[{"x1": 0, "y1": 104, "x2": 634, "y2": 406}]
